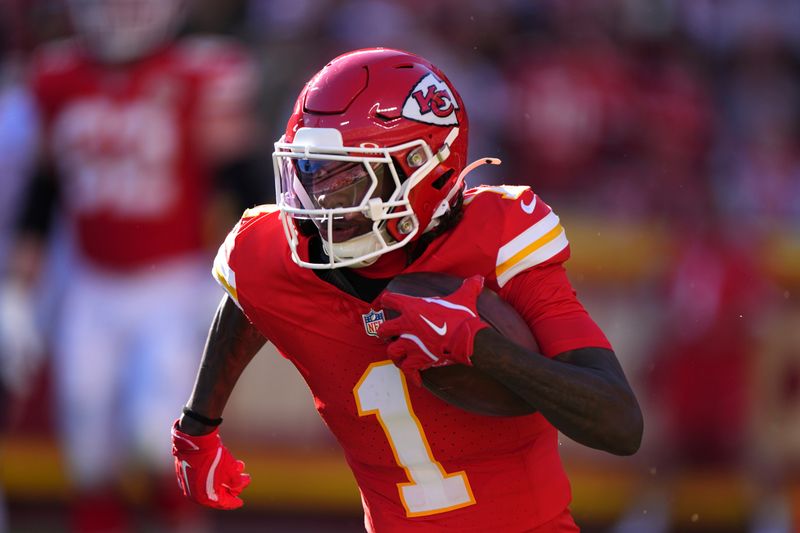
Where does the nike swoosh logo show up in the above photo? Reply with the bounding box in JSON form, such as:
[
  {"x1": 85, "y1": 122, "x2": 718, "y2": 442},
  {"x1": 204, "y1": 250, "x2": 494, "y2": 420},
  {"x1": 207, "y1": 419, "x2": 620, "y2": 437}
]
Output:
[
  {"x1": 420, "y1": 315, "x2": 447, "y2": 336},
  {"x1": 422, "y1": 297, "x2": 477, "y2": 318},
  {"x1": 521, "y1": 196, "x2": 536, "y2": 214},
  {"x1": 400, "y1": 334, "x2": 439, "y2": 362},
  {"x1": 181, "y1": 461, "x2": 192, "y2": 497},
  {"x1": 206, "y1": 447, "x2": 223, "y2": 502}
]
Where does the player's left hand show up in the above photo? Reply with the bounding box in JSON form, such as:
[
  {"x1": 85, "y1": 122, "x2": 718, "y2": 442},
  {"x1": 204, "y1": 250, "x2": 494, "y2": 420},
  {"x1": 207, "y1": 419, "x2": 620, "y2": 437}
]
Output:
[
  {"x1": 377, "y1": 275, "x2": 490, "y2": 386},
  {"x1": 171, "y1": 420, "x2": 251, "y2": 510}
]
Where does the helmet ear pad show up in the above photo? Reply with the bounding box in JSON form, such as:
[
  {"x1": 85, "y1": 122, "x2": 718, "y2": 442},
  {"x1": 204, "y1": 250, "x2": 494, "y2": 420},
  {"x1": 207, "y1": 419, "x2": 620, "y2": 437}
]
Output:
[{"x1": 385, "y1": 164, "x2": 458, "y2": 242}]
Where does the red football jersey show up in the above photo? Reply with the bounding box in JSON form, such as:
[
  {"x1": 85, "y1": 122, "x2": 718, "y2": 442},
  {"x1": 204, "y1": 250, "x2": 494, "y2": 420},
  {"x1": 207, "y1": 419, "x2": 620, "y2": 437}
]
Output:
[
  {"x1": 29, "y1": 36, "x2": 254, "y2": 270},
  {"x1": 214, "y1": 186, "x2": 610, "y2": 532}
]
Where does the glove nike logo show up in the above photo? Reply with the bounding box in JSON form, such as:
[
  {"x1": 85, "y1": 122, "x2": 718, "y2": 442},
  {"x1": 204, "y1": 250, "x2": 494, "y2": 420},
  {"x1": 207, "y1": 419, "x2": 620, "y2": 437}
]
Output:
[
  {"x1": 521, "y1": 196, "x2": 536, "y2": 214},
  {"x1": 422, "y1": 297, "x2": 477, "y2": 318},
  {"x1": 181, "y1": 460, "x2": 192, "y2": 497},
  {"x1": 420, "y1": 314, "x2": 447, "y2": 336},
  {"x1": 206, "y1": 447, "x2": 223, "y2": 502},
  {"x1": 400, "y1": 333, "x2": 439, "y2": 361}
]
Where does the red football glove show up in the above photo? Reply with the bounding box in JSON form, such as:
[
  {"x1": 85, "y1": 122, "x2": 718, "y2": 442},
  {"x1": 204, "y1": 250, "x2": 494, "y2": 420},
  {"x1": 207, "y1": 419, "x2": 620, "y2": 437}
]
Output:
[
  {"x1": 171, "y1": 420, "x2": 251, "y2": 510},
  {"x1": 377, "y1": 275, "x2": 490, "y2": 387}
]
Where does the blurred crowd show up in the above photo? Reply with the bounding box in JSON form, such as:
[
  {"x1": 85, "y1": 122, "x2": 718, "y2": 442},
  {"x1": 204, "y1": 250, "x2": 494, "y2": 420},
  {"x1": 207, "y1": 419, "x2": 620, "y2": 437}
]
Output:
[
  {"x1": 10, "y1": 0, "x2": 800, "y2": 222},
  {"x1": 2, "y1": 0, "x2": 800, "y2": 532}
]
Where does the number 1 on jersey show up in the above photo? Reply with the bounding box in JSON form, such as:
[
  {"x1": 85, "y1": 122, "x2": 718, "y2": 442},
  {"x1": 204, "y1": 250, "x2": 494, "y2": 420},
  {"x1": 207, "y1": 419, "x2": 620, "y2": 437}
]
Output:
[{"x1": 354, "y1": 361, "x2": 475, "y2": 517}]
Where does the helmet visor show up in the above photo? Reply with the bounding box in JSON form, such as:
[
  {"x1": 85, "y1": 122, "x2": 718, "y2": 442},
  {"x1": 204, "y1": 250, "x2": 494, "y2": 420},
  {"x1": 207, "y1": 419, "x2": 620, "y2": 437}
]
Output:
[
  {"x1": 277, "y1": 155, "x2": 395, "y2": 242},
  {"x1": 294, "y1": 159, "x2": 389, "y2": 211}
]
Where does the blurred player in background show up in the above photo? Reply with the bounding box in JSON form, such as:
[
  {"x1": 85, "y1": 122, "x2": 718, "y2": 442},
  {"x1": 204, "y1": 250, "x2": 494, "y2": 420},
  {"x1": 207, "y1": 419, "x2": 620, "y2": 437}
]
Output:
[
  {"x1": 5, "y1": 0, "x2": 264, "y2": 530},
  {"x1": 171, "y1": 48, "x2": 643, "y2": 532},
  {"x1": 0, "y1": 20, "x2": 41, "y2": 416},
  {"x1": 0, "y1": 17, "x2": 41, "y2": 533},
  {"x1": 614, "y1": 214, "x2": 780, "y2": 533}
]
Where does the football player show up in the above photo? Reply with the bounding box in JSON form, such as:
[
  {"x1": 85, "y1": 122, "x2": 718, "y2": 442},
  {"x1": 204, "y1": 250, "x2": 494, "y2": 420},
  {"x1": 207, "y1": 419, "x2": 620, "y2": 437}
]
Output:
[
  {"x1": 172, "y1": 48, "x2": 642, "y2": 532},
  {"x1": 8, "y1": 0, "x2": 262, "y2": 529}
]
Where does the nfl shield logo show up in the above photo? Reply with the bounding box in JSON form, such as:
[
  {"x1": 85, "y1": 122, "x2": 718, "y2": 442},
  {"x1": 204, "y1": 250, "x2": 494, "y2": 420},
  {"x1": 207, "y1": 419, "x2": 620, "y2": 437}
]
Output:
[{"x1": 362, "y1": 309, "x2": 385, "y2": 337}]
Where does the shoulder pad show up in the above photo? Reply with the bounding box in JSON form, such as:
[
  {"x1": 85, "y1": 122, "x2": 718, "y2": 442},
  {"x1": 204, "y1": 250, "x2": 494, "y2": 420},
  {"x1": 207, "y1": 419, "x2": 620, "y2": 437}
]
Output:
[
  {"x1": 241, "y1": 204, "x2": 280, "y2": 219},
  {"x1": 464, "y1": 185, "x2": 569, "y2": 287},
  {"x1": 212, "y1": 204, "x2": 280, "y2": 308}
]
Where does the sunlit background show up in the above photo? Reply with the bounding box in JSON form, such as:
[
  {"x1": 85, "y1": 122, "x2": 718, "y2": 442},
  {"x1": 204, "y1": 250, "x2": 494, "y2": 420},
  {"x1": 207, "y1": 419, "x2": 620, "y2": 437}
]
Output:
[{"x1": 2, "y1": 0, "x2": 800, "y2": 531}]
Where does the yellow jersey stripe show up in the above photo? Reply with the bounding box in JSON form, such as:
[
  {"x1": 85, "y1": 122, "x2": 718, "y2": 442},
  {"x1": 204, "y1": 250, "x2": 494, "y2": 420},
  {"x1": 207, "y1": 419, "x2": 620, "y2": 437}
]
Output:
[
  {"x1": 496, "y1": 229, "x2": 568, "y2": 287},
  {"x1": 243, "y1": 204, "x2": 279, "y2": 219},
  {"x1": 213, "y1": 262, "x2": 239, "y2": 303},
  {"x1": 496, "y1": 223, "x2": 564, "y2": 278},
  {"x1": 212, "y1": 238, "x2": 240, "y2": 307},
  {"x1": 496, "y1": 211, "x2": 560, "y2": 264}
]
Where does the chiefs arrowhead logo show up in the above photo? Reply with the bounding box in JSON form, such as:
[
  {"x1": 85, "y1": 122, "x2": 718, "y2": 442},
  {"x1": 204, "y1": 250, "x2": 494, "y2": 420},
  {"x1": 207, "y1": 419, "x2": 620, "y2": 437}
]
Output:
[{"x1": 402, "y1": 73, "x2": 459, "y2": 126}]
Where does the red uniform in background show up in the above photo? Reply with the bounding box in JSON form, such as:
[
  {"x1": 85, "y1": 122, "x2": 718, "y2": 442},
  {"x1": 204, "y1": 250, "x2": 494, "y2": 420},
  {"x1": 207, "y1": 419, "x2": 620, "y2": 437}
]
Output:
[
  {"x1": 29, "y1": 36, "x2": 253, "y2": 269},
  {"x1": 214, "y1": 186, "x2": 611, "y2": 532},
  {"x1": 23, "y1": 26, "x2": 257, "y2": 531},
  {"x1": 652, "y1": 231, "x2": 765, "y2": 465},
  {"x1": 506, "y1": 43, "x2": 633, "y2": 195}
]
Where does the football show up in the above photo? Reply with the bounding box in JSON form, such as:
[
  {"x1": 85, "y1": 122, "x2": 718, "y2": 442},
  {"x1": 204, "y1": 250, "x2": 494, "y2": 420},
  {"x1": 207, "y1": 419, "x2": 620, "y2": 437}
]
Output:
[{"x1": 385, "y1": 272, "x2": 539, "y2": 417}]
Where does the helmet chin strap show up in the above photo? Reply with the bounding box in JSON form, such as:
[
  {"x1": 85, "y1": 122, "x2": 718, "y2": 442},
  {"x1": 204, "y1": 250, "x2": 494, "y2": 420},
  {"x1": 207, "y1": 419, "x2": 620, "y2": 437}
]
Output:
[{"x1": 429, "y1": 157, "x2": 502, "y2": 223}]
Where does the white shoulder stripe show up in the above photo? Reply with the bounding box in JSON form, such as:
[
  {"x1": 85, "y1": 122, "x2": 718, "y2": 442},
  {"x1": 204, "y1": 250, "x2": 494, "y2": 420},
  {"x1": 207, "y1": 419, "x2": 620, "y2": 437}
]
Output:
[
  {"x1": 496, "y1": 229, "x2": 568, "y2": 287},
  {"x1": 496, "y1": 210, "x2": 560, "y2": 266},
  {"x1": 495, "y1": 211, "x2": 568, "y2": 287}
]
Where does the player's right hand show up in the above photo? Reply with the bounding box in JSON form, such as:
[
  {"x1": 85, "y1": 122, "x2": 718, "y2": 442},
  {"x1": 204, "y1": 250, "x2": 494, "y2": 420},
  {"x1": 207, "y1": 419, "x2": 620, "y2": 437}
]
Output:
[
  {"x1": 377, "y1": 275, "x2": 490, "y2": 387},
  {"x1": 171, "y1": 420, "x2": 251, "y2": 510}
]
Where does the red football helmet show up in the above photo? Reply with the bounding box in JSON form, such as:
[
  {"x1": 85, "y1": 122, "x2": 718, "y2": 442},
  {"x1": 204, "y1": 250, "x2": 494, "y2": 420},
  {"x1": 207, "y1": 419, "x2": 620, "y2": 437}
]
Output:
[
  {"x1": 67, "y1": 0, "x2": 187, "y2": 63},
  {"x1": 274, "y1": 48, "x2": 474, "y2": 269}
]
